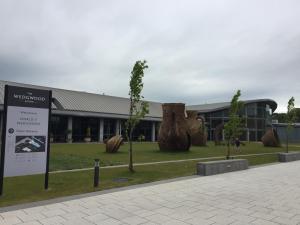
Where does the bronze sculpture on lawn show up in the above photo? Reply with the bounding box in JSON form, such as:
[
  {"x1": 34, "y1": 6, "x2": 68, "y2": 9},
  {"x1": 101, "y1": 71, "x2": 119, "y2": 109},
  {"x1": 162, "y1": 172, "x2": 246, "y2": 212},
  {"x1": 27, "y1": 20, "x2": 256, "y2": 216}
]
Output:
[
  {"x1": 158, "y1": 103, "x2": 191, "y2": 151},
  {"x1": 261, "y1": 128, "x2": 280, "y2": 147},
  {"x1": 106, "y1": 135, "x2": 124, "y2": 153},
  {"x1": 186, "y1": 110, "x2": 207, "y2": 146}
]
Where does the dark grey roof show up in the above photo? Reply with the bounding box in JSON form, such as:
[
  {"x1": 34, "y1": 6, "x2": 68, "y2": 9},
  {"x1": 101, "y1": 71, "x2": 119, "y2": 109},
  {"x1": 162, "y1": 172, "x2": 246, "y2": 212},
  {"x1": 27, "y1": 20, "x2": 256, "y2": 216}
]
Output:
[
  {"x1": 0, "y1": 80, "x2": 278, "y2": 119},
  {"x1": 0, "y1": 80, "x2": 162, "y2": 120},
  {"x1": 187, "y1": 102, "x2": 230, "y2": 112},
  {"x1": 187, "y1": 99, "x2": 277, "y2": 113}
]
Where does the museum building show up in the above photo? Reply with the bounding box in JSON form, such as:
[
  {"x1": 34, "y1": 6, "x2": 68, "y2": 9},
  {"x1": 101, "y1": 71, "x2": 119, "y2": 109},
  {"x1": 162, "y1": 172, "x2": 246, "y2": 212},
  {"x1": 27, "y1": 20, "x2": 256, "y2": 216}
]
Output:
[{"x1": 0, "y1": 80, "x2": 277, "y2": 142}]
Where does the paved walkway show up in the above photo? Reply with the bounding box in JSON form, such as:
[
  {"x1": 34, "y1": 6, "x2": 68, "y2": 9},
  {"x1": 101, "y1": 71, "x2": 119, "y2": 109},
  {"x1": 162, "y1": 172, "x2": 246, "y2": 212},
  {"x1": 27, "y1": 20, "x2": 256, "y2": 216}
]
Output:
[{"x1": 1, "y1": 162, "x2": 300, "y2": 225}]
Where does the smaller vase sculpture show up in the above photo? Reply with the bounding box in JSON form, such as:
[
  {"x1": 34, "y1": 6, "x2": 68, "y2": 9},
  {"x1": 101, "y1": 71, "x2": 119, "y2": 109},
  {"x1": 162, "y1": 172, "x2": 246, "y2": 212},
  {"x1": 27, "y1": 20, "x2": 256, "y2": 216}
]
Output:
[
  {"x1": 186, "y1": 110, "x2": 207, "y2": 146},
  {"x1": 106, "y1": 135, "x2": 124, "y2": 153},
  {"x1": 261, "y1": 128, "x2": 280, "y2": 147}
]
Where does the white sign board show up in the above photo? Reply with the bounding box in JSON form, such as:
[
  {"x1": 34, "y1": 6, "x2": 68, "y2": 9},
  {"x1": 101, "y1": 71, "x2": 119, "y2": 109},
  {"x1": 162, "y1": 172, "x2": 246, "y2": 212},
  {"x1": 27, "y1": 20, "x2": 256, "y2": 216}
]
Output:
[{"x1": 1, "y1": 85, "x2": 51, "y2": 178}]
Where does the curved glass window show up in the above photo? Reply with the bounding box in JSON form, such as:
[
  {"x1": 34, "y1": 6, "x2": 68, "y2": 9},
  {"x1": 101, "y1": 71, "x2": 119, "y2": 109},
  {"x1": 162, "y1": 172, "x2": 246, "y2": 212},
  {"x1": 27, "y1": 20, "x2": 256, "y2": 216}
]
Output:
[
  {"x1": 249, "y1": 131, "x2": 256, "y2": 141},
  {"x1": 211, "y1": 111, "x2": 223, "y2": 117},
  {"x1": 211, "y1": 119, "x2": 223, "y2": 129},
  {"x1": 257, "y1": 107, "x2": 265, "y2": 118},
  {"x1": 223, "y1": 109, "x2": 229, "y2": 117},
  {"x1": 257, "y1": 119, "x2": 265, "y2": 129},
  {"x1": 247, "y1": 118, "x2": 256, "y2": 129},
  {"x1": 247, "y1": 107, "x2": 256, "y2": 117}
]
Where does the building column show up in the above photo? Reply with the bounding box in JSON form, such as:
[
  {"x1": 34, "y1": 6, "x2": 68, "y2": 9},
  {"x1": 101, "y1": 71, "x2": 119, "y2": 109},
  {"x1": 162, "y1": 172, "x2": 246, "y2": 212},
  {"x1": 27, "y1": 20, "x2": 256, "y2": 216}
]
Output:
[
  {"x1": 247, "y1": 129, "x2": 250, "y2": 141},
  {"x1": 222, "y1": 129, "x2": 225, "y2": 141},
  {"x1": 115, "y1": 120, "x2": 121, "y2": 136},
  {"x1": 119, "y1": 121, "x2": 122, "y2": 136},
  {"x1": 99, "y1": 119, "x2": 104, "y2": 142},
  {"x1": 67, "y1": 116, "x2": 73, "y2": 143},
  {"x1": 151, "y1": 121, "x2": 156, "y2": 142},
  {"x1": 210, "y1": 117, "x2": 212, "y2": 141}
]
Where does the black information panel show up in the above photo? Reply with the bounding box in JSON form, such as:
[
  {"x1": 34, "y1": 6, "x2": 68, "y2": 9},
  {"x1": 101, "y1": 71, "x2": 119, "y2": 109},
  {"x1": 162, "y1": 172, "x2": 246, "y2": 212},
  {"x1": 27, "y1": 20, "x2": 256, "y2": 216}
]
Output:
[{"x1": 0, "y1": 85, "x2": 52, "y2": 195}]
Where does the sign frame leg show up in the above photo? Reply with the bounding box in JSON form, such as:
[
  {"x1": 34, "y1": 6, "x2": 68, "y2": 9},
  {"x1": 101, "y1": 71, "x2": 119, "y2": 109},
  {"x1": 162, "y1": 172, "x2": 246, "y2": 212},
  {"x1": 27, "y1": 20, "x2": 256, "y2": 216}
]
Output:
[
  {"x1": 0, "y1": 85, "x2": 8, "y2": 196},
  {"x1": 44, "y1": 91, "x2": 52, "y2": 190}
]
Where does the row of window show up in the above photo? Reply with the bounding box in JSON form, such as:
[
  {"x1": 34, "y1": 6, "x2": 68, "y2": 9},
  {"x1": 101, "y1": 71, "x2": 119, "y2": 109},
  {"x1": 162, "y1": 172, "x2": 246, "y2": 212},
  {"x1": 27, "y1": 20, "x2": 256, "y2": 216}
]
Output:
[
  {"x1": 50, "y1": 116, "x2": 157, "y2": 142},
  {"x1": 207, "y1": 118, "x2": 267, "y2": 130},
  {"x1": 208, "y1": 129, "x2": 265, "y2": 142},
  {"x1": 202, "y1": 103, "x2": 272, "y2": 141},
  {"x1": 206, "y1": 103, "x2": 271, "y2": 119}
]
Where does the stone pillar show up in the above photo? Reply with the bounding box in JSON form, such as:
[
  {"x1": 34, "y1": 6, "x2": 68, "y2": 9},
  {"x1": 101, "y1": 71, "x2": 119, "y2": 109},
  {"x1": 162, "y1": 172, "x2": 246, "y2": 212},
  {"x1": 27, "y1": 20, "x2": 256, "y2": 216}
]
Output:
[
  {"x1": 115, "y1": 120, "x2": 120, "y2": 136},
  {"x1": 99, "y1": 118, "x2": 104, "y2": 142},
  {"x1": 151, "y1": 121, "x2": 156, "y2": 142},
  {"x1": 67, "y1": 116, "x2": 73, "y2": 143}
]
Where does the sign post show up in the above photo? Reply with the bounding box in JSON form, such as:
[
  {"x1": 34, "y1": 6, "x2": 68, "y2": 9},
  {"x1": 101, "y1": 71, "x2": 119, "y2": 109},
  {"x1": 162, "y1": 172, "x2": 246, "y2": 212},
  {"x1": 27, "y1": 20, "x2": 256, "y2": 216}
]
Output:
[{"x1": 0, "y1": 85, "x2": 52, "y2": 195}]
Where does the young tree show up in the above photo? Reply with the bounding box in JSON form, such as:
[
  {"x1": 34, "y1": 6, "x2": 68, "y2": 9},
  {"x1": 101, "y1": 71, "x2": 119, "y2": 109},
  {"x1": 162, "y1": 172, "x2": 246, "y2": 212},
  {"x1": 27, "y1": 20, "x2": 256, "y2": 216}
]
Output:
[
  {"x1": 285, "y1": 97, "x2": 297, "y2": 153},
  {"x1": 125, "y1": 60, "x2": 149, "y2": 172},
  {"x1": 224, "y1": 90, "x2": 244, "y2": 159}
]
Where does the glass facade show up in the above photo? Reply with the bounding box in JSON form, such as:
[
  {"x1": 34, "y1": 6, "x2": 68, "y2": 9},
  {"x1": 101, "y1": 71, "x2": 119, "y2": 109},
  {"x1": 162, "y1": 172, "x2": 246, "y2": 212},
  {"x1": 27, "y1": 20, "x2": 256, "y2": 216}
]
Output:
[
  {"x1": 72, "y1": 117, "x2": 99, "y2": 142},
  {"x1": 120, "y1": 120, "x2": 154, "y2": 141},
  {"x1": 50, "y1": 115, "x2": 68, "y2": 142},
  {"x1": 1, "y1": 99, "x2": 274, "y2": 144},
  {"x1": 132, "y1": 121, "x2": 153, "y2": 141},
  {"x1": 202, "y1": 102, "x2": 273, "y2": 141},
  {"x1": 103, "y1": 118, "x2": 116, "y2": 140},
  {"x1": 48, "y1": 115, "x2": 157, "y2": 143}
]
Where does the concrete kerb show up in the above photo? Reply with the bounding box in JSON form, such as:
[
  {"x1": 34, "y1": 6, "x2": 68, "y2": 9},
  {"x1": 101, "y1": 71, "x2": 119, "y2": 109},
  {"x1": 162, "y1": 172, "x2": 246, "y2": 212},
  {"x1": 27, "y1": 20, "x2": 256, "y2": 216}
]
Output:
[
  {"x1": 197, "y1": 159, "x2": 249, "y2": 176},
  {"x1": 278, "y1": 151, "x2": 300, "y2": 162}
]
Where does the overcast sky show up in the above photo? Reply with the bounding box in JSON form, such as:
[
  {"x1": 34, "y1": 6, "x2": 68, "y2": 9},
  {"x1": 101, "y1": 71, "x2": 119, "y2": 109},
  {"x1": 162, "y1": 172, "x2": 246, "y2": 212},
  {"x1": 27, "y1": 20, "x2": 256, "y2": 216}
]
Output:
[{"x1": 0, "y1": 0, "x2": 299, "y2": 112}]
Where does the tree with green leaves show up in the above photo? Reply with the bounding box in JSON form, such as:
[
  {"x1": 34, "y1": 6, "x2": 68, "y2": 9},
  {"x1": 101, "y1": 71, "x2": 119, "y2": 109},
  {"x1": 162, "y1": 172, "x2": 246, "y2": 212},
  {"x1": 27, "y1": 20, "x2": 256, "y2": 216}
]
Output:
[
  {"x1": 285, "y1": 97, "x2": 297, "y2": 153},
  {"x1": 224, "y1": 90, "x2": 244, "y2": 159},
  {"x1": 272, "y1": 113, "x2": 286, "y2": 123},
  {"x1": 273, "y1": 109, "x2": 300, "y2": 123},
  {"x1": 125, "y1": 60, "x2": 149, "y2": 172}
]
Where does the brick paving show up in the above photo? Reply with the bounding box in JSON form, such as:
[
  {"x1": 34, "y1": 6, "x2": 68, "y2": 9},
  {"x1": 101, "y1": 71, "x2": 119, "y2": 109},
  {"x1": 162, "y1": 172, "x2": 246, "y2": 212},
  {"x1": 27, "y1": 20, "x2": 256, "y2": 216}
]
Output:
[{"x1": 1, "y1": 161, "x2": 300, "y2": 225}]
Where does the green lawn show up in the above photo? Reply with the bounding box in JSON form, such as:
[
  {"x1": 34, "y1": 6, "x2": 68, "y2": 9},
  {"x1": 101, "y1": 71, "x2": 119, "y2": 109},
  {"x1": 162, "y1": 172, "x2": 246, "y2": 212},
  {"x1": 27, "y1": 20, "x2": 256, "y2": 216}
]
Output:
[
  {"x1": 0, "y1": 153, "x2": 279, "y2": 207},
  {"x1": 0, "y1": 141, "x2": 297, "y2": 207},
  {"x1": 49, "y1": 141, "x2": 298, "y2": 171}
]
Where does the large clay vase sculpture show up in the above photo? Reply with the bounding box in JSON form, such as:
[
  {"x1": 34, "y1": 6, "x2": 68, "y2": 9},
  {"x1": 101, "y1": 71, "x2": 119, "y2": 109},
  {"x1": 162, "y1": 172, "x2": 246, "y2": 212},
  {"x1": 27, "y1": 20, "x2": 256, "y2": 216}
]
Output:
[
  {"x1": 158, "y1": 103, "x2": 191, "y2": 151},
  {"x1": 186, "y1": 110, "x2": 207, "y2": 146},
  {"x1": 261, "y1": 128, "x2": 280, "y2": 147},
  {"x1": 214, "y1": 123, "x2": 224, "y2": 145},
  {"x1": 106, "y1": 135, "x2": 124, "y2": 153}
]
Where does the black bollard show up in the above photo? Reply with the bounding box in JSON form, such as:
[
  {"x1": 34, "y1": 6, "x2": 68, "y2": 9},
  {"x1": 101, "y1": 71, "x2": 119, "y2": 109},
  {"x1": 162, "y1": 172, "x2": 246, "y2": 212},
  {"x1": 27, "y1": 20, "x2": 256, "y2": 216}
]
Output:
[{"x1": 94, "y1": 159, "x2": 100, "y2": 187}]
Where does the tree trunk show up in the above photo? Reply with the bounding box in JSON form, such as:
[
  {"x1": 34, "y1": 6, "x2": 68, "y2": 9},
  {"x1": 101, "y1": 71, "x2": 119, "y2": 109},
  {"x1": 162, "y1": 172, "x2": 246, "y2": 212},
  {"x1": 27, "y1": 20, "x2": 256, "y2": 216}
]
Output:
[
  {"x1": 129, "y1": 130, "x2": 134, "y2": 172},
  {"x1": 128, "y1": 95, "x2": 134, "y2": 173},
  {"x1": 286, "y1": 128, "x2": 289, "y2": 153},
  {"x1": 226, "y1": 140, "x2": 231, "y2": 160}
]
